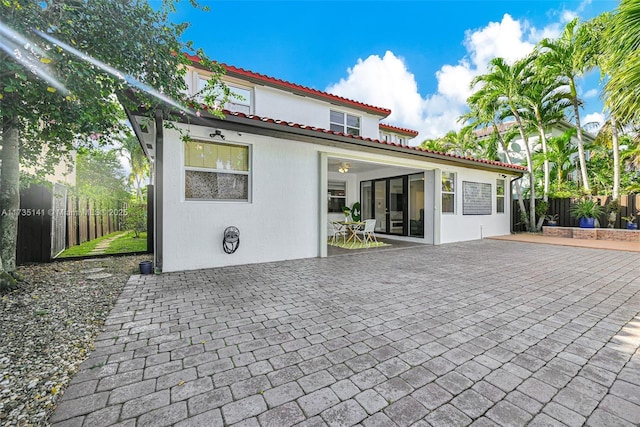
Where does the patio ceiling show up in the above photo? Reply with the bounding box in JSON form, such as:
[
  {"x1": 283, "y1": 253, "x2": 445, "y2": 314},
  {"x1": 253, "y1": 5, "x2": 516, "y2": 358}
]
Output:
[{"x1": 328, "y1": 157, "x2": 422, "y2": 175}]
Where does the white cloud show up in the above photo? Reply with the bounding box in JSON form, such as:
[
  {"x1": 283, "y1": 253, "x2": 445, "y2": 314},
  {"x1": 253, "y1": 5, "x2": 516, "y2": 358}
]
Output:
[
  {"x1": 325, "y1": 51, "x2": 424, "y2": 128},
  {"x1": 583, "y1": 112, "x2": 605, "y2": 131},
  {"x1": 466, "y1": 14, "x2": 535, "y2": 71},
  {"x1": 583, "y1": 88, "x2": 599, "y2": 99},
  {"x1": 326, "y1": 10, "x2": 585, "y2": 144}
]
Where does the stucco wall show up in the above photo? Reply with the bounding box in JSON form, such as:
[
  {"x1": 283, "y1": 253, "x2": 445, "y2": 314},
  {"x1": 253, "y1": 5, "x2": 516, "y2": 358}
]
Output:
[
  {"x1": 161, "y1": 125, "x2": 320, "y2": 272},
  {"x1": 439, "y1": 165, "x2": 512, "y2": 243},
  {"x1": 185, "y1": 68, "x2": 384, "y2": 140},
  {"x1": 160, "y1": 123, "x2": 516, "y2": 272},
  {"x1": 254, "y1": 86, "x2": 382, "y2": 139}
]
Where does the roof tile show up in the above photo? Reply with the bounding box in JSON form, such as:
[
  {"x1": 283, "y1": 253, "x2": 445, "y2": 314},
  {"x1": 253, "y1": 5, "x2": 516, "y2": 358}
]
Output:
[
  {"x1": 220, "y1": 109, "x2": 525, "y2": 172},
  {"x1": 185, "y1": 54, "x2": 391, "y2": 116}
]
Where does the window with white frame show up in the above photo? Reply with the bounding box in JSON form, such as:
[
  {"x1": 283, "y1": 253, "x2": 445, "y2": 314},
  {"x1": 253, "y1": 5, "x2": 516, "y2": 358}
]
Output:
[
  {"x1": 184, "y1": 139, "x2": 251, "y2": 201},
  {"x1": 496, "y1": 179, "x2": 505, "y2": 213},
  {"x1": 328, "y1": 181, "x2": 346, "y2": 213},
  {"x1": 330, "y1": 110, "x2": 361, "y2": 136},
  {"x1": 442, "y1": 171, "x2": 456, "y2": 213},
  {"x1": 197, "y1": 77, "x2": 252, "y2": 114}
]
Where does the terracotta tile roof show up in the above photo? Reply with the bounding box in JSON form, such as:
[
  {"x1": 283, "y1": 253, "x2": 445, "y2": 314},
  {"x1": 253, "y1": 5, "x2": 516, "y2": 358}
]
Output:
[
  {"x1": 217, "y1": 108, "x2": 526, "y2": 172},
  {"x1": 379, "y1": 123, "x2": 420, "y2": 137},
  {"x1": 185, "y1": 54, "x2": 392, "y2": 117},
  {"x1": 473, "y1": 122, "x2": 517, "y2": 138}
]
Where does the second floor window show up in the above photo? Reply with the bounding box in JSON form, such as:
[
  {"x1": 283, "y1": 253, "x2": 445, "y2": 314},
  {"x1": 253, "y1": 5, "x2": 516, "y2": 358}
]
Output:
[
  {"x1": 197, "y1": 78, "x2": 252, "y2": 114},
  {"x1": 330, "y1": 110, "x2": 361, "y2": 136}
]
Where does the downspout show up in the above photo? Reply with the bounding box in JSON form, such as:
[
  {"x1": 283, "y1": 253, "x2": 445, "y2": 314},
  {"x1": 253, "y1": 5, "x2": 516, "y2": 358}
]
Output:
[
  {"x1": 154, "y1": 109, "x2": 164, "y2": 272},
  {"x1": 510, "y1": 174, "x2": 524, "y2": 234}
]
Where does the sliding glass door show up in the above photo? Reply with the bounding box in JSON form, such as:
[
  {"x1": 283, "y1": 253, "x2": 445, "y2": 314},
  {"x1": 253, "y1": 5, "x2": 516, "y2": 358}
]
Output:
[
  {"x1": 374, "y1": 180, "x2": 387, "y2": 233},
  {"x1": 361, "y1": 176, "x2": 406, "y2": 235},
  {"x1": 389, "y1": 177, "x2": 405, "y2": 234},
  {"x1": 361, "y1": 173, "x2": 424, "y2": 237},
  {"x1": 409, "y1": 174, "x2": 425, "y2": 237}
]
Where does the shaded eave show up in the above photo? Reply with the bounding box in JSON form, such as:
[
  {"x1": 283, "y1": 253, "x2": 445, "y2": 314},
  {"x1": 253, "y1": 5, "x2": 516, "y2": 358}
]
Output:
[{"x1": 160, "y1": 108, "x2": 524, "y2": 175}]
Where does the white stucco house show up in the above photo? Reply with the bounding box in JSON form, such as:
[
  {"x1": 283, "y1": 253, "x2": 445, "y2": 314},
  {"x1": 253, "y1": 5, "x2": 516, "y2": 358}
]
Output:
[{"x1": 126, "y1": 58, "x2": 525, "y2": 273}]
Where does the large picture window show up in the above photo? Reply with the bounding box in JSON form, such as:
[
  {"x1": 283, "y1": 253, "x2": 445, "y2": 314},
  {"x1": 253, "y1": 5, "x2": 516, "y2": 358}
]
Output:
[
  {"x1": 330, "y1": 110, "x2": 361, "y2": 136},
  {"x1": 184, "y1": 140, "x2": 251, "y2": 201},
  {"x1": 496, "y1": 179, "x2": 505, "y2": 213},
  {"x1": 442, "y1": 172, "x2": 456, "y2": 213}
]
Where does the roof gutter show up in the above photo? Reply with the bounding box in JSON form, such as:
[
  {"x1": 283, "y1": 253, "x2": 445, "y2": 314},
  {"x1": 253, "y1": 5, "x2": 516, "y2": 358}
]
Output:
[{"x1": 184, "y1": 111, "x2": 524, "y2": 175}]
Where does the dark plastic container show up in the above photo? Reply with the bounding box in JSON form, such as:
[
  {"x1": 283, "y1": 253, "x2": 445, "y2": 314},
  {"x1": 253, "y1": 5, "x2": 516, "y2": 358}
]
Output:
[{"x1": 139, "y1": 261, "x2": 153, "y2": 274}]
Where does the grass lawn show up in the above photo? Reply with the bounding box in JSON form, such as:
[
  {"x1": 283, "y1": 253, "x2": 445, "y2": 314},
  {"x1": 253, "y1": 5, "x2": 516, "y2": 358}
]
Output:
[
  {"x1": 104, "y1": 232, "x2": 147, "y2": 254},
  {"x1": 59, "y1": 231, "x2": 147, "y2": 257}
]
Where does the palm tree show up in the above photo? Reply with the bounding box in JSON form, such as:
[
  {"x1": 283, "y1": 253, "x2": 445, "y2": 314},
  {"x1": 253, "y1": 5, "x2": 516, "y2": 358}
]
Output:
[
  {"x1": 475, "y1": 134, "x2": 499, "y2": 161},
  {"x1": 592, "y1": 118, "x2": 623, "y2": 199},
  {"x1": 521, "y1": 53, "x2": 571, "y2": 204},
  {"x1": 440, "y1": 128, "x2": 478, "y2": 157},
  {"x1": 538, "y1": 18, "x2": 595, "y2": 193},
  {"x1": 419, "y1": 137, "x2": 448, "y2": 153},
  {"x1": 119, "y1": 135, "x2": 150, "y2": 202},
  {"x1": 545, "y1": 129, "x2": 578, "y2": 194},
  {"x1": 472, "y1": 57, "x2": 537, "y2": 231},
  {"x1": 463, "y1": 89, "x2": 527, "y2": 219},
  {"x1": 605, "y1": 0, "x2": 640, "y2": 125},
  {"x1": 582, "y1": 12, "x2": 623, "y2": 201}
]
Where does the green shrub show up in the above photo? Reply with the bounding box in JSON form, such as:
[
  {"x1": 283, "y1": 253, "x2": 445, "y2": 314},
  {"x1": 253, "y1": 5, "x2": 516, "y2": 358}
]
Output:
[
  {"x1": 124, "y1": 204, "x2": 147, "y2": 237},
  {"x1": 570, "y1": 198, "x2": 604, "y2": 220}
]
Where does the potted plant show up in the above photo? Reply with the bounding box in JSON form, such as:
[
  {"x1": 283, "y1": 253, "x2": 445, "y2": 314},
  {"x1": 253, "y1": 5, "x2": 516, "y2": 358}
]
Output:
[
  {"x1": 342, "y1": 202, "x2": 361, "y2": 222},
  {"x1": 622, "y1": 214, "x2": 638, "y2": 230},
  {"x1": 606, "y1": 199, "x2": 620, "y2": 228},
  {"x1": 342, "y1": 205, "x2": 351, "y2": 222},
  {"x1": 350, "y1": 202, "x2": 361, "y2": 222},
  {"x1": 545, "y1": 214, "x2": 559, "y2": 226},
  {"x1": 570, "y1": 198, "x2": 604, "y2": 228}
]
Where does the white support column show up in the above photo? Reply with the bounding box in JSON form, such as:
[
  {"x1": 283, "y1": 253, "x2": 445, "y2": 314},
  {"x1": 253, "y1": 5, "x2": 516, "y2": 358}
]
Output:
[
  {"x1": 319, "y1": 153, "x2": 328, "y2": 257},
  {"x1": 433, "y1": 168, "x2": 442, "y2": 245}
]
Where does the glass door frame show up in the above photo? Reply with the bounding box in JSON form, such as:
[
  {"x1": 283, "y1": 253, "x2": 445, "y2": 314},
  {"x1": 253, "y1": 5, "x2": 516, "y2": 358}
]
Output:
[{"x1": 361, "y1": 175, "x2": 408, "y2": 236}]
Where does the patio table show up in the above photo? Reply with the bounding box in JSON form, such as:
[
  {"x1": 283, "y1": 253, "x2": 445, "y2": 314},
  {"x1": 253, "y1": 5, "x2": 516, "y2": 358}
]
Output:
[{"x1": 339, "y1": 221, "x2": 365, "y2": 244}]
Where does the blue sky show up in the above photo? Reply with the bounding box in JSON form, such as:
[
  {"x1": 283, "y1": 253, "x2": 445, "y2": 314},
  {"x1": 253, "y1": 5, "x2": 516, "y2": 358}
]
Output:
[{"x1": 173, "y1": 0, "x2": 618, "y2": 143}]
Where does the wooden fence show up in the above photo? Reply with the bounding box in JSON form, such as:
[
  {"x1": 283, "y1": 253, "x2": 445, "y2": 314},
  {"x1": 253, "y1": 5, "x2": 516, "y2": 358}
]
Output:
[
  {"x1": 17, "y1": 183, "x2": 133, "y2": 264},
  {"x1": 512, "y1": 194, "x2": 640, "y2": 232},
  {"x1": 66, "y1": 196, "x2": 126, "y2": 247}
]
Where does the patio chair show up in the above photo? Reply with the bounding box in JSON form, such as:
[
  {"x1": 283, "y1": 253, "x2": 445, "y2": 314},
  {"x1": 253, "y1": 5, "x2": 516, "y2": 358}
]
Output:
[
  {"x1": 356, "y1": 219, "x2": 378, "y2": 246},
  {"x1": 328, "y1": 220, "x2": 347, "y2": 245}
]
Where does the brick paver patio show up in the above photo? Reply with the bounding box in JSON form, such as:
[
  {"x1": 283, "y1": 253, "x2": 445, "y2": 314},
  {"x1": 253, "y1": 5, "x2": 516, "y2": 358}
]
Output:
[{"x1": 50, "y1": 240, "x2": 640, "y2": 426}]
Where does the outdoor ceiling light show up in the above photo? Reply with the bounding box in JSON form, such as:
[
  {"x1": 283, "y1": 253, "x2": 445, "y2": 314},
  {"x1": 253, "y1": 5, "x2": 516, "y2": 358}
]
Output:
[
  {"x1": 209, "y1": 129, "x2": 225, "y2": 140},
  {"x1": 338, "y1": 162, "x2": 350, "y2": 173}
]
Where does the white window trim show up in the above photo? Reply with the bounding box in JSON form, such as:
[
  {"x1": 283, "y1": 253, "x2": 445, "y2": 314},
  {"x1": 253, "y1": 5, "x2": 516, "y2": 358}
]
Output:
[
  {"x1": 224, "y1": 83, "x2": 253, "y2": 114},
  {"x1": 330, "y1": 109, "x2": 361, "y2": 136},
  {"x1": 328, "y1": 181, "x2": 347, "y2": 213},
  {"x1": 442, "y1": 171, "x2": 456, "y2": 214},
  {"x1": 183, "y1": 138, "x2": 253, "y2": 203},
  {"x1": 194, "y1": 72, "x2": 254, "y2": 114},
  {"x1": 496, "y1": 179, "x2": 505, "y2": 214}
]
